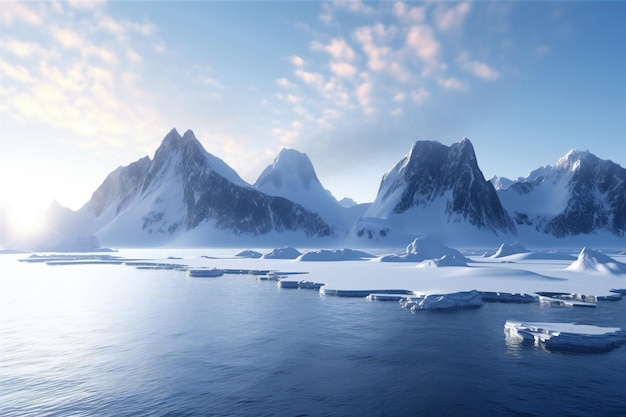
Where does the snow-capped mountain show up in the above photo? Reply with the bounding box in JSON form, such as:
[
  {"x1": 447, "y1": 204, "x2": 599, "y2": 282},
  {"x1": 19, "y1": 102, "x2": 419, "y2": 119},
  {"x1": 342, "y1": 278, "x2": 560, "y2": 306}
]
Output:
[
  {"x1": 357, "y1": 138, "x2": 516, "y2": 244},
  {"x1": 254, "y1": 148, "x2": 369, "y2": 230},
  {"x1": 72, "y1": 129, "x2": 334, "y2": 246},
  {"x1": 498, "y1": 149, "x2": 626, "y2": 238},
  {"x1": 254, "y1": 148, "x2": 341, "y2": 218}
]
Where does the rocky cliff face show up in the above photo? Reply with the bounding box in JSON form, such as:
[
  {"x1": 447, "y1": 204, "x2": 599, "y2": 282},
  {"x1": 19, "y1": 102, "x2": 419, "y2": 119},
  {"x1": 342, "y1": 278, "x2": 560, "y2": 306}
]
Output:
[
  {"x1": 77, "y1": 128, "x2": 333, "y2": 244},
  {"x1": 364, "y1": 138, "x2": 516, "y2": 237},
  {"x1": 499, "y1": 150, "x2": 626, "y2": 238}
]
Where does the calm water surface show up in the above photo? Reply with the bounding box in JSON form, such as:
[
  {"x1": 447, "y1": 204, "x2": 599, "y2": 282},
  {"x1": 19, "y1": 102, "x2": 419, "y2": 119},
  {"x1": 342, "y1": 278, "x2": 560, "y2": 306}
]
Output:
[{"x1": 1, "y1": 252, "x2": 625, "y2": 416}]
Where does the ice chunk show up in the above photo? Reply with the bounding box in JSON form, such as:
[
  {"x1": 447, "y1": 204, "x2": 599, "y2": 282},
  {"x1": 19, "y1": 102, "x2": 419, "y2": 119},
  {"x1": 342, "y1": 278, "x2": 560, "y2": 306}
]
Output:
[
  {"x1": 504, "y1": 321, "x2": 626, "y2": 352},
  {"x1": 380, "y1": 237, "x2": 468, "y2": 263},
  {"x1": 263, "y1": 246, "x2": 302, "y2": 259},
  {"x1": 298, "y1": 248, "x2": 375, "y2": 261},
  {"x1": 400, "y1": 290, "x2": 483, "y2": 311},
  {"x1": 566, "y1": 247, "x2": 626, "y2": 274}
]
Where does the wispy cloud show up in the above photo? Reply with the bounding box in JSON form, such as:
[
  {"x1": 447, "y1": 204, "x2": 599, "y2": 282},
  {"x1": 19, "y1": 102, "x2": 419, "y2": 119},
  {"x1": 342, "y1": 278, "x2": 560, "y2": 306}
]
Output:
[
  {"x1": 393, "y1": 2, "x2": 426, "y2": 24},
  {"x1": 458, "y1": 51, "x2": 499, "y2": 80},
  {"x1": 0, "y1": 2, "x2": 43, "y2": 26},
  {"x1": 0, "y1": 1, "x2": 167, "y2": 152},
  {"x1": 434, "y1": 2, "x2": 472, "y2": 32}
]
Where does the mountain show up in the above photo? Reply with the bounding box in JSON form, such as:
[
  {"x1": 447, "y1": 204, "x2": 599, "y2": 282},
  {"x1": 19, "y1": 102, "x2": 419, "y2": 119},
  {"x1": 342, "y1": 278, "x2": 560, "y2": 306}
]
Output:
[
  {"x1": 498, "y1": 149, "x2": 626, "y2": 239},
  {"x1": 254, "y1": 148, "x2": 342, "y2": 218},
  {"x1": 71, "y1": 129, "x2": 334, "y2": 246},
  {"x1": 254, "y1": 148, "x2": 369, "y2": 232},
  {"x1": 356, "y1": 138, "x2": 516, "y2": 244}
]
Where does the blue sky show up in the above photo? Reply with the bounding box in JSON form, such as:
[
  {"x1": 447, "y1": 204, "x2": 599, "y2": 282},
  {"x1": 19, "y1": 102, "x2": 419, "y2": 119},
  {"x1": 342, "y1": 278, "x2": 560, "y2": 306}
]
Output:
[{"x1": 1, "y1": 1, "x2": 625, "y2": 215}]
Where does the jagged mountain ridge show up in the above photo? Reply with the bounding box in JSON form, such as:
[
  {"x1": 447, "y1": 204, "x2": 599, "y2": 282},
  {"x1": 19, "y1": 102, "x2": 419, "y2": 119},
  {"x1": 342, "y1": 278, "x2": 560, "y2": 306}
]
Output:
[
  {"x1": 497, "y1": 149, "x2": 626, "y2": 238},
  {"x1": 76, "y1": 129, "x2": 334, "y2": 245},
  {"x1": 363, "y1": 138, "x2": 516, "y2": 240},
  {"x1": 9, "y1": 130, "x2": 626, "y2": 250}
]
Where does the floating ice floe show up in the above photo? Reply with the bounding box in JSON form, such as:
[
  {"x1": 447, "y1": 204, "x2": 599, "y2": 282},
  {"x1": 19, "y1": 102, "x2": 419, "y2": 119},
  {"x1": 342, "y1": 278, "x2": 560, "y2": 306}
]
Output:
[
  {"x1": 297, "y1": 248, "x2": 375, "y2": 261},
  {"x1": 400, "y1": 290, "x2": 483, "y2": 311},
  {"x1": 504, "y1": 321, "x2": 626, "y2": 353},
  {"x1": 263, "y1": 246, "x2": 302, "y2": 259},
  {"x1": 187, "y1": 268, "x2": 224, "y2": 278},
  {"x1": 380, "y1": 237, "x2": 469, "y2": 264},
  {"x1": 566, "y1": 247, "x2": 626, "y2": 274},
  {"x1": 277, "y1": 279, "x2": 325, "y2": 290}
]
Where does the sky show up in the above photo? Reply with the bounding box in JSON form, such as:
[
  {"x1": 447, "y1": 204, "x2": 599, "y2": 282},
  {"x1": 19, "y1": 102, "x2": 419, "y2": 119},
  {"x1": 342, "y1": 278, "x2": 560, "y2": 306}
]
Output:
[{"x1": 1, "y1": 1, "x2": 625, "y2": 215}]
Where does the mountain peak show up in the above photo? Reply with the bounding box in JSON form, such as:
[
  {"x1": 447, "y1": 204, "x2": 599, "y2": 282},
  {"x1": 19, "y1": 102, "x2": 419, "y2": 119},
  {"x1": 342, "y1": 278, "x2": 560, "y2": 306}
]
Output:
[
  {"x1": 556, "y1": 149, "x2": 594, "y2": 171},
  {"x1": 255, "y1": 148, "x2": 319, "y2": 190},
  {"x1": 183, "y1": 129, "x2": 197, "y2": 140},
  {"x1": 366, "y1": 137, "x2": 516, "y2": 236}
]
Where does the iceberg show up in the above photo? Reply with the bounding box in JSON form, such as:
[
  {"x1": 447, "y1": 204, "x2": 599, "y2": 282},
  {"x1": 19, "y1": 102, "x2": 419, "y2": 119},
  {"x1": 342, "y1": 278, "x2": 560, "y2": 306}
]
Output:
[
  {"x1": 504, "y1": 321, "x2": 626, "y2": 353},
  {"x1": 491, "y1": 242, "x2": 529, "y2": 258},
  {"x1": 235, "y1": 250, "x2": 263, "y2": 259},
  {"x1": 298, "y1": 248, "x2": 375, "y2": 261},
  {"x1": 566, "y1": 247, "x2": 626, "y2": 274},
  {"x1": 400, "y1": 290, "x2": 483, "y2": 311},
  {"x1": 380, "y1": 237, "x2": 469, "y2": 263},
  {"x1": 263, "y1": 246, "x2": 302, "y2": 259}
]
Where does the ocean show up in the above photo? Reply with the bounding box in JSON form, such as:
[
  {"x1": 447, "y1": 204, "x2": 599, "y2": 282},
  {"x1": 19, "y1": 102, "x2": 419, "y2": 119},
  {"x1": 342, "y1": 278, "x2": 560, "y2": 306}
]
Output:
[{"x1": 1, "y1": 252, "x2": 625, "y2": 417}]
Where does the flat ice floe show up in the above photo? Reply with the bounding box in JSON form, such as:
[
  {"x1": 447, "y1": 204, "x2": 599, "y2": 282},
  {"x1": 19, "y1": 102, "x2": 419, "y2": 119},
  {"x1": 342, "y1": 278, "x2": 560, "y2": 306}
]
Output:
[
  {"x1": 400, "y1": 290, "x2": 483, "y2": 311},
  {"x1": 504, "y1": 321, "x2": 626, "y2": 352}
]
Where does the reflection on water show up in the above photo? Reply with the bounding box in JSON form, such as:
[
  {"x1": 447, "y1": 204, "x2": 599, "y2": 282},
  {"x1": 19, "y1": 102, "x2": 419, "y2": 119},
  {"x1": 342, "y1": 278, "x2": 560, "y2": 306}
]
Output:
[{"x1": 1, "y1": 252, "x2": 626, "y2": 417}]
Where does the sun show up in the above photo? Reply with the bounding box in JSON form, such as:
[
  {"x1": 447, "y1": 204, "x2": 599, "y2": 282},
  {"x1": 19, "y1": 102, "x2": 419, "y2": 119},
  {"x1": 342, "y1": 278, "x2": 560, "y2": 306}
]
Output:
[{"x1": 1, "y1": 203, "x2": 47, "y2": 241}]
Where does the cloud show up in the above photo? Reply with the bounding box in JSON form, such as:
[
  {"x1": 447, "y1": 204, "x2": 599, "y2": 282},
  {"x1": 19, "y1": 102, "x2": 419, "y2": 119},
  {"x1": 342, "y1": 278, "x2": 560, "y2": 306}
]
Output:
[
  {"x1": 52, "y1": 27, "x2": 83, "y2": 49},
  {"x1": 318, "y1": 108, "x2": 342, "y2": 129},
  {"x1": 0, "y1": 2, "x2": 42, "y2": 26},
  {"x1": 332, "y1": 0, "x2": 374, "y2": 16},
  {"x1": 311, "y1": 38, "x2": 356, "y2": 61},
  {"x1": 406, "y1": 25, "x2": 439, "y2": 61},
  {"x1": 356, "y1": 78, "x2": 374, "y2": 114},
  {"x1": 276, "y1": 78, "x2": 297, "y2": 89},
  {"x1": 437, "y1": 77, "x2": 466, "y2": 91},
  {"x1": 0, "y1": 1, "x2": 167, "y2": 155},
  {"x1": 295, "y1": 69, "x2": 324, "y2": 87},
  {"x1": 411, "y1": 88, "x2": 430, "y2": 105},
  {"x1": 0, "y1": 39, "x2": 44, "y2": 58},
  {"x1": 394, "y1": 92, "x2": 407, "y2": 102},
  {"x1": 434, "y1": 2, "x2": 472, "y2": 32},
  {"x1": 0, "y1": 58, "x2": 36, "y2": 84},
  {"x1": 290, "y1": 55, "x2": 305, "y2": 67},
  {"x1": 329, "y1": 62, "x2": 357, "y2": 78},
  {"x1": 458, "y1": 51, "x2": 499, "y2": 80},
  {"x1": 393, "y1": 2, "x2": 425, "y2": 24},
  {"x1": 353, "y1": 24, "x2": 410, "y2": 82}
]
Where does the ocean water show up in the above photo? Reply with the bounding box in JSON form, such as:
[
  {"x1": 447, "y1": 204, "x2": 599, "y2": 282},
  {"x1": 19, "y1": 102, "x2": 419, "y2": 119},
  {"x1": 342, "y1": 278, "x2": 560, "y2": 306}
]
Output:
[{"x1": 1, "y1": 253, "x2": 625, "y2": 417}]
